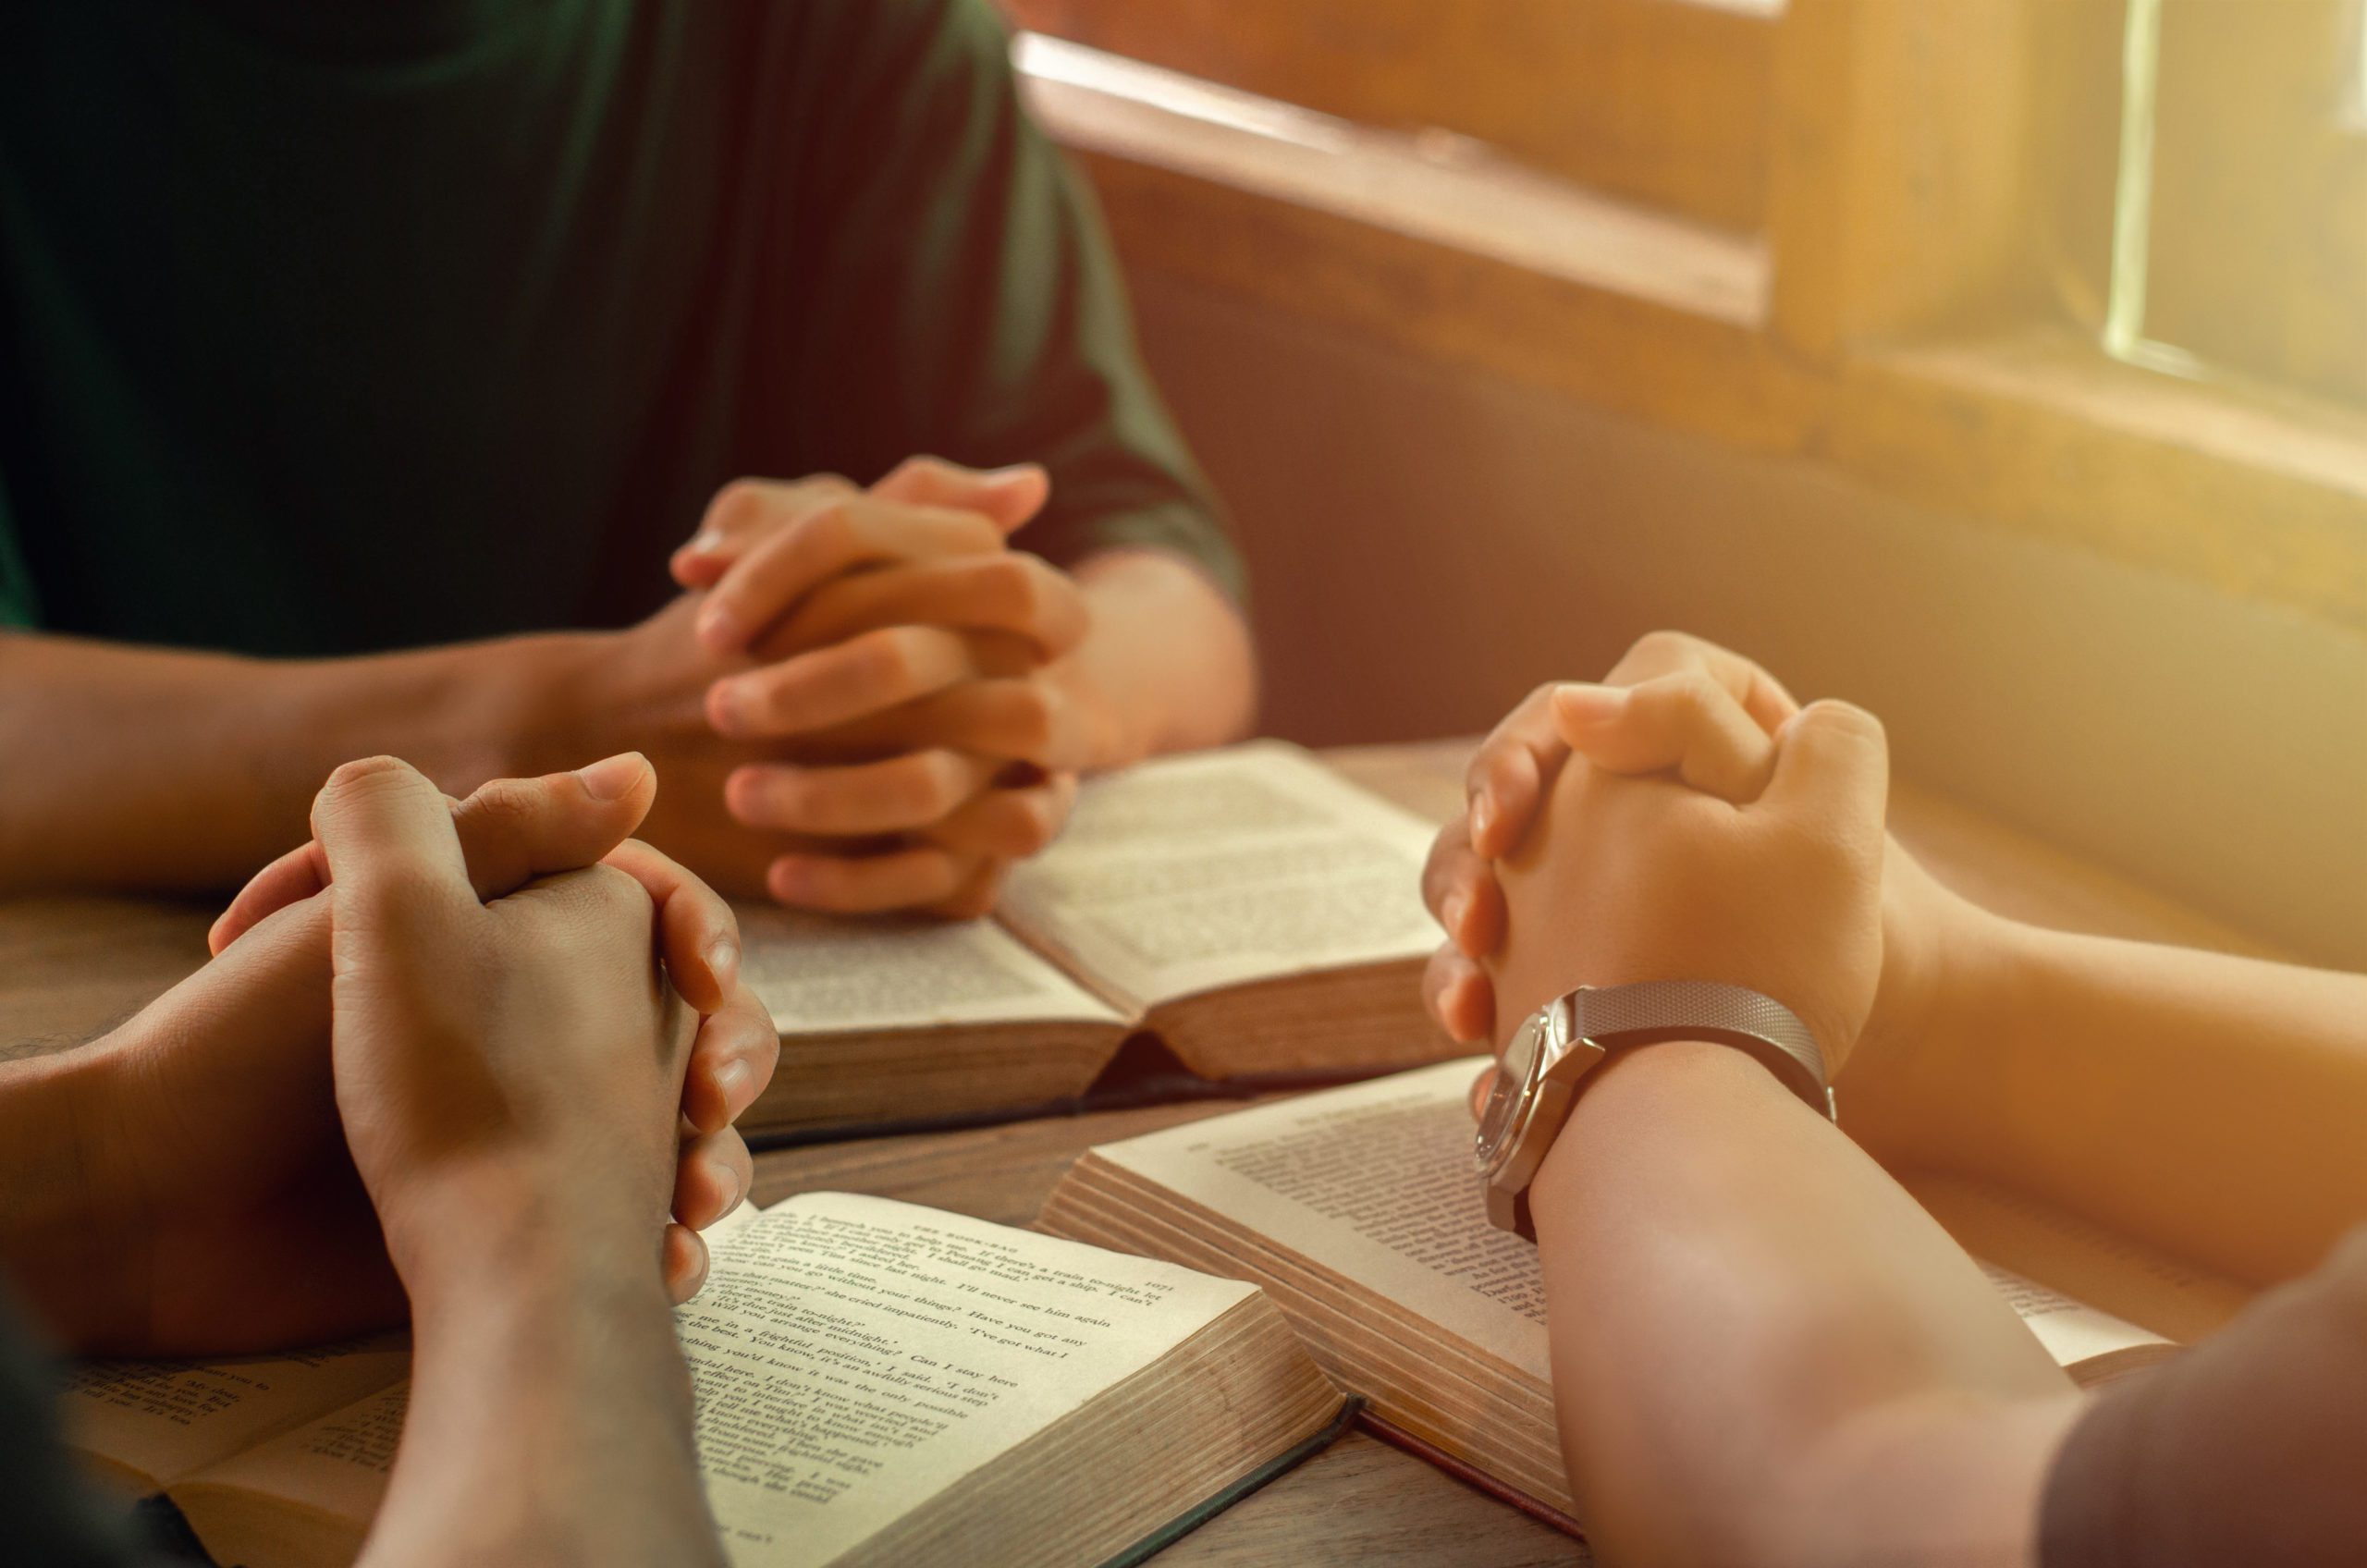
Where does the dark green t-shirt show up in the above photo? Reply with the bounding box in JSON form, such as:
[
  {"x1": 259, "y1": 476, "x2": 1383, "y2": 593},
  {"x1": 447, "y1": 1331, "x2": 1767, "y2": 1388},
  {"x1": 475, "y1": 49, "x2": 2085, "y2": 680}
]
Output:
[{"x1": 0, "y1": 0, "x2": 1237, "y2": 656}]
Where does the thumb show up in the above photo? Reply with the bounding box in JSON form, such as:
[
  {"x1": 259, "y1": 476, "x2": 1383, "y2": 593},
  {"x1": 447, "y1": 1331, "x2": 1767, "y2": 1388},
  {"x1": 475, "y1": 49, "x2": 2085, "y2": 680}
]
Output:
[
  {"x1": 871, "y1": 456, "x2": 1049, "y2": 536},
  {"x1": 1765, "y1": 701, "x2": 1889, "y2": 825},
  {"x1": 311, "y1": 756, "x2": 476, "y2": 944},
  {"x1": 210, "y1": 755, "x2": 657, "y2": 955},
  {"x1": 448, "y1": 754, "x2": 656, "y2": 902},
  {"x1": 1553, "y1": 673, "x2": 1777, "y2": 803}
]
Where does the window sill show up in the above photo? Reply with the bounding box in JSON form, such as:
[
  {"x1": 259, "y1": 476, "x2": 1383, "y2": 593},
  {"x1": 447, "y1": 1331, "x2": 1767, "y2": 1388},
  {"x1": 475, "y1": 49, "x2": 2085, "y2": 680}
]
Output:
[{"x1": 1021, "y1": 33, "x2": 2367, "y2": 631}]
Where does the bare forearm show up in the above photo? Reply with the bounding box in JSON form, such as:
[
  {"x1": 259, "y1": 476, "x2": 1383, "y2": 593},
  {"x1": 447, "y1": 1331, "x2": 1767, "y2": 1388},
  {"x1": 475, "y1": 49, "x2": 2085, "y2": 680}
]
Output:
[
  {"x1": 1062, "y1": 548, "x2": 1256, "y2": 767},
  {"x1": 1533, "y1": 1042, "x2": 2079, "y2": 1568},
  {"x1": 367, "y1": 1195, "x2": 722, "y2": 1568},
  {"x1": 1889, "y1": 914, "x2": 2367, "y2": 1286},
  {"x1": 0, "y1": 631, "x2": 548, "y2": 892}
]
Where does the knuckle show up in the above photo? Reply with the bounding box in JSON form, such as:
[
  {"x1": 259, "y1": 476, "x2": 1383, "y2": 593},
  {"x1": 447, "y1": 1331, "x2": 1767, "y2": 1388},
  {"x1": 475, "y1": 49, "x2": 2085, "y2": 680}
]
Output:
[
  {"x1": 905, "y1": 752, "x2": 973, "y2": 816},
  {"x1": 342, "y1": 861, "x2": 461, "y2": 929},
  {"x1": 742, "y1": 767, "x2": 813, "y2": 826},
  {"x1": 795, "y1": 499, "x2": 858, "y2": 561},
  {"x1": 743, "y1": 1009, "x2": 784, "y2": 1063},
  {"x1": 862, "y1": 627, "x2": 925, "y2": 688},
  {"x1": 1665, "y1": 669, "x2": 1722, "y2": 715},
  {"x1": 889, "y1": 454, "x2": 952, "y2": 486},
  {"x1": 998, "y1": 794, "x2": 1059, "y2": 855},
  {"x1": 705, "y1": 479, "x2": 768, "y2": 533},
  {"x1": 1803, "y1": 699, "x2": 1886, "y2": 748},
  {"x1": 1480, "y1": 740, "x2": 1527, "y2": 790},
  {"x1": 464, "y1": 777, "x2": 543, "y2": 830},
  {"x1": 708, "y1": 890, "x2": 742, "y2": 947},
  {"x1": 983, "y1": 554, "x2": 1040, "y2": 617},
  {"x1": 999, "y1": 682, "x2": 1057, "y2": 754},
  {"x1": 584, "y1": 860, "x2": 648, "y2": 912},
  {"x1": 721, "y1": 669, "x2": 781, "y2": 730},
  {"x1": 1423, "y1": 826, "x2": 1459, "y2": 882},
  {"x1": 912, "y1": 849, "x2": 965, "y2": 901},
  {"x1": 950, "y1": 511, "x2": 1004, "y2": 551}
]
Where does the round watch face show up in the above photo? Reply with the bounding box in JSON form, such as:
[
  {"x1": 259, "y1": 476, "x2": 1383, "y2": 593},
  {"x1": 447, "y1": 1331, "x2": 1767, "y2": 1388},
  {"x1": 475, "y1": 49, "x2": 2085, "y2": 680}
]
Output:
[{"x1": 1474, "y1": 1011, "x2": 1548, "y2": 1171}]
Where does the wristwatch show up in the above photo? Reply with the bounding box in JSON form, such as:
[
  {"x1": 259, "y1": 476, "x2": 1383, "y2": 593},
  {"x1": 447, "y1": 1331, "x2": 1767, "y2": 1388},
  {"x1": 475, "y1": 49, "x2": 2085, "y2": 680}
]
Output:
[{"x1": 1475, "y1": 981, "x2": 1838, "y2": 1240}]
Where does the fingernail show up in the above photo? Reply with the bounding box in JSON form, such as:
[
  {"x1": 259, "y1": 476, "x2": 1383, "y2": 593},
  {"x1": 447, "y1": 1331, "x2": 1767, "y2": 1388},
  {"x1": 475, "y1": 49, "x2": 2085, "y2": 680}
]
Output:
[
  {"x1": 685, "y1": 529, "x2": 726, "y2": 555},
  {"x1": 705, "y1": 936, "x2": 740, "y2": 988},
  {"x1": 1555, "y1": 683, "x2": 1629, "y2": 727},
  {"x1": 715, "y1": 1060, "x2": 753, "y2": 1116},
  {"x1": 1441, "y1": 891, "x2": 1469, "y2": 937},
  {"x1": 1469, "y1": 795, "x2": 1495, "y2": 845},
  {"x1": 577, "y1": 752, "x2": 649, "y2": 802},
  {"x1": 986, "y1": 463, "x2": 1038, "y2": 484},
  {"x1": 696, "y1": 599, "x2": 742, "y2": 648}
]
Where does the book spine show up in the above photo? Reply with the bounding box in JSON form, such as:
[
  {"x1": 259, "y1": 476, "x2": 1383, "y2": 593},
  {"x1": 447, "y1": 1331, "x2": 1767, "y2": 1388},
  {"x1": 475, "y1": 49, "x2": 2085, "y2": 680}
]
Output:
[
  {"x1": 1355, "y1": 1408, "x2": 1589, "y2": 1545},
  {"x1": 1092, "y1": 1396, "x2": 1367, "y2": 1568}
]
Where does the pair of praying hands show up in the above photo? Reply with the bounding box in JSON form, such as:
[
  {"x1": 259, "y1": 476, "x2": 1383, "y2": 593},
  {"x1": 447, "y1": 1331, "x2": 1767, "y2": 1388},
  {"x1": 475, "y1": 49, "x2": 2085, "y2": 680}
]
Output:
[
  {"x1": 573, "y1": 459, "x2": 1110, "y2": 918},
  {"x1": 9, "y1": 756, "x2": 776, "y2": 1357},
  {"x1": 1419, "y1": 632, "x2": 1968, "y2": 1120}
]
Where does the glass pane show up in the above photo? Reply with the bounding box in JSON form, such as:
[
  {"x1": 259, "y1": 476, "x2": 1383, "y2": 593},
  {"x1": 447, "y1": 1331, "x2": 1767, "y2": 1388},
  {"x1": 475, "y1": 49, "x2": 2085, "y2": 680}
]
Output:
[{"x1": 2113, "y1": 0, "x2": 2367, "y2": 405}]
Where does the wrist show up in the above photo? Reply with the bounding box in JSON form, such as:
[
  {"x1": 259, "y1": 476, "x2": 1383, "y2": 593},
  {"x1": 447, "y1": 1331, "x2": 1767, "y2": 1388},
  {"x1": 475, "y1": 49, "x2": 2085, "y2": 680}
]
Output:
[
  {"x1": 468, "y1": 631, "x2": 614, "y2": 783},
  {"x1": 381, "y1": 1158, "x2": 665, "y2": 1317},
  {"x1": 371, "y1": 1159, "x2": 710, "y2": 1568},
  {"x1": 1845, "y1": 854, "x2": 2023, "y2": 1156},
  {"x1": 261, "y1": 637, "x2": 550, "y2": 800},
  {"x1": 1529, "y1": 1039, "x2": 1789, "y2": 1236},
  {"x1": 1066, "y1": 548, "x2": 1256, "y2": 766},
  {"x1": 1855, "y1": 840, "x2": 1986, "y2": 1063}
]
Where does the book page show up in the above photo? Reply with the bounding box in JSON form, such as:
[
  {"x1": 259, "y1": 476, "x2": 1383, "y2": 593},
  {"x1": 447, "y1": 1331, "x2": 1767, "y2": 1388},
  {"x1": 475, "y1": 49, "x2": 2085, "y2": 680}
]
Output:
[
  {"x1": 180, "y1": 1378, "x2": 410, "y2": 1532},
  {"x1": 737, "y1": 906, "x2": 1125, "y2": 1035},
  {"x1": 1902, "y1": 1172, "x2": 2250, "y2": 1344},
  {"x1": 1000, "y1": 741, "x2": 1441, "y2": 1012},
  {"x1": 681, "y1": 1192, "x2": 1259, "y2": 1566},
  {"x1": 62, "y1": 1335, "x2": 410, "y2": 1494},
  {"x1": 1085, "y1": 1059, "x2": 1550, "y2": 1380},
  {"x1": 1975, "y1": 1261, "x2": 2170, "y2": 1370}
]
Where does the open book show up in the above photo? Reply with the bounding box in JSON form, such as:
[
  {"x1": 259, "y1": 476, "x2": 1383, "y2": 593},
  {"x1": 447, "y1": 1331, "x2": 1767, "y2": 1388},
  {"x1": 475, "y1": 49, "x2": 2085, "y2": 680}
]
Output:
[
  {"x1": 62, "y1": 1194, "x2": 1343, "y2": 1568},
  {"x1": 1036, "y1": 1059, "x2": 2251, "y2": 1524},
  {"x1": 736, "y1": 741, "x2": 1453, "y2": 1133}
]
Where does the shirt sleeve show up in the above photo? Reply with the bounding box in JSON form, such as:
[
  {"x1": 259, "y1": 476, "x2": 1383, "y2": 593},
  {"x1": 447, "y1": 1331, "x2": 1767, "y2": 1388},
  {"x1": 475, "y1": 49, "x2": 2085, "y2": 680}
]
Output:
[
  {"x1": 2040, "y1": 1225, "x2": 2367, "y2": 1568},
  {"x1": 0, "y1": 484, "x2": 41, "y2": 630},
  {"x1": 785, "y1": 0, "x2": 1245, "y2": 604}
]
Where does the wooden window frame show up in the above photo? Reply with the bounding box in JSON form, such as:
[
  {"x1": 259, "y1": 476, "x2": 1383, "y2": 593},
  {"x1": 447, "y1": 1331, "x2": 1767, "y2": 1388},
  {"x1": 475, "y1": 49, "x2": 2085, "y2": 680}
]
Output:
[{"x1": 1006, "y1": 0, "x2": 2367, "y2": 629}]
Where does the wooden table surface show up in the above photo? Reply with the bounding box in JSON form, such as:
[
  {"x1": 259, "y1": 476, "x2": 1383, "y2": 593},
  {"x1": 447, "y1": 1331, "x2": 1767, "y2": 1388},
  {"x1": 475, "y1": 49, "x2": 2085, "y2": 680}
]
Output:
[{"x1": 0, "y1": 741, "x2": 2275, "y2": 1567}]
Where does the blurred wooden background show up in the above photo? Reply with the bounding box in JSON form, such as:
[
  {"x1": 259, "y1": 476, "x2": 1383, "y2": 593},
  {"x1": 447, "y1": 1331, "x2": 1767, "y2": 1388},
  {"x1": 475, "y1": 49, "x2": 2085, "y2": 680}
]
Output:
[{"x1": 1001, "y1": 0, "x2": 2367, "y2": 967}]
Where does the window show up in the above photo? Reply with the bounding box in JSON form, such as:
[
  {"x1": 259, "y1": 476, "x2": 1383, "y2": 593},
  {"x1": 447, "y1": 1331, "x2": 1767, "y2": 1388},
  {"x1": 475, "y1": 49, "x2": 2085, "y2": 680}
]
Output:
[
  {"x1": 2111, "y1": 0, "x2": 2367, "y2": 406},
  {"x1": 1002, "y1": 0, "x2": 2367, "y2": 627}
]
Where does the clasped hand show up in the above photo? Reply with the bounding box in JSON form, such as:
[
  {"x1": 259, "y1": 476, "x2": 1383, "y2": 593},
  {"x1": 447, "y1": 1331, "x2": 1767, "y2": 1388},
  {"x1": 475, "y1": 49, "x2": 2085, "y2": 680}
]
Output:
[
  {"x1": 614, "y1": 457, "x2": 1105, "y2": 917},
  {"x1": 1423, "y1": 632, "x2": 1968, "y2": 1114},
  {"x1": 23, "y1": 754, "x2": 778, "y2": 1355}
]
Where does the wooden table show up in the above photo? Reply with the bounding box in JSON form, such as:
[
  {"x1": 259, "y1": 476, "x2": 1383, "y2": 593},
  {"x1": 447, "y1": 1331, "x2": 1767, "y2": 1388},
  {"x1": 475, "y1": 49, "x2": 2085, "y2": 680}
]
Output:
[{"x1": 0, "y1": 741, "x2": 2274, "y2": 1566}]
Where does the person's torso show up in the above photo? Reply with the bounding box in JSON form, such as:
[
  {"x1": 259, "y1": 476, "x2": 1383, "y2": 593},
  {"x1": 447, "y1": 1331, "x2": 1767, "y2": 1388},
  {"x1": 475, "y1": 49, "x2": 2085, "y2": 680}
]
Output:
[{"x1": 0, "y1": 0, "x2": 852, "y2": 654}]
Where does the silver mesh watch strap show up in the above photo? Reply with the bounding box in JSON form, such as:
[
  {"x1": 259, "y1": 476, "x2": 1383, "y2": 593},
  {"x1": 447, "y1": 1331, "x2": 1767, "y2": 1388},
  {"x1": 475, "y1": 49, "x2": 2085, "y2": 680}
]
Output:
[{"x1": 1571, "y1": 980, "x2": 1838, "y2": 1122}]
